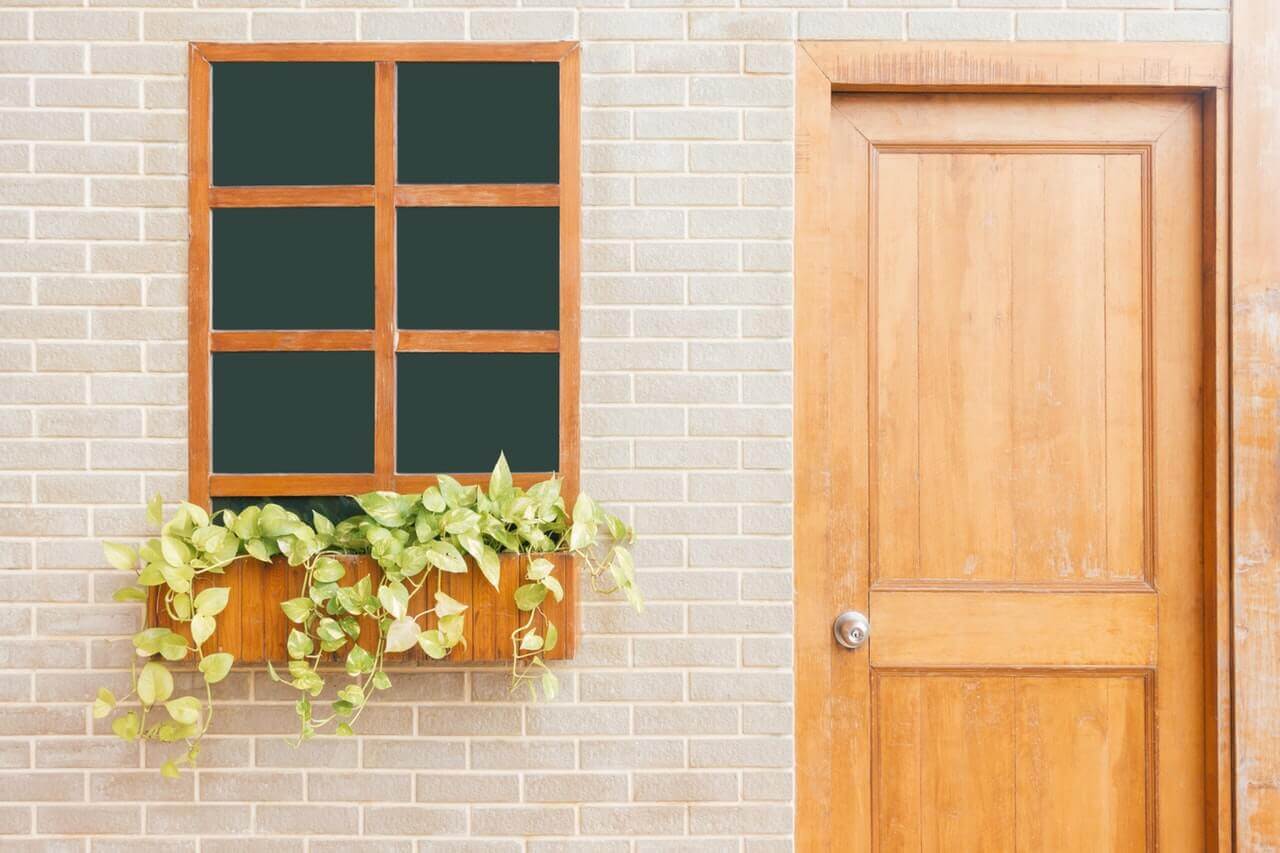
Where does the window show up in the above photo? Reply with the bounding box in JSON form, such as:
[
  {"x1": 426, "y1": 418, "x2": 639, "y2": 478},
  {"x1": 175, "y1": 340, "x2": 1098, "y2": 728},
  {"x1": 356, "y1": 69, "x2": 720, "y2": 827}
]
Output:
[{"x1": 187, "y1": 43, "x2": 581, "y2": 510}]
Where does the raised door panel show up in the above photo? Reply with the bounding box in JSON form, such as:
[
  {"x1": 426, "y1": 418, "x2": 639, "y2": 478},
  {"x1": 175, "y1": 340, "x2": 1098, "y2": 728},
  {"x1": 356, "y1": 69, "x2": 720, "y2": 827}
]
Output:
[
  {"x1": 873, "y1": 149, "x2": 1147, "y2": 586},
  {"x1": 831, "y1": 92, "x2": 1205, "y2": 853}
]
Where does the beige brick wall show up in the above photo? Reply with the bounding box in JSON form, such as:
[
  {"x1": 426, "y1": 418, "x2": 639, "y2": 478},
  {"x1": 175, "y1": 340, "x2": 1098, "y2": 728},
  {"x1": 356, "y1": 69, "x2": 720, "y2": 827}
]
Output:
[{"x1": 0, "y1": 2, "x2": 1227, "y2": 849}]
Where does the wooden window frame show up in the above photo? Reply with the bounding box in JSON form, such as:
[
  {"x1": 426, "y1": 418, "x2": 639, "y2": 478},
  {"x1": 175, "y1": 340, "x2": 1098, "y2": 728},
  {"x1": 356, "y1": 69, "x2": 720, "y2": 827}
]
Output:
[
  {"x1": 187, "y1": 41, "x2": 581, "y2": 507},
  {"x1": 794, "y1": 41, "x2": 1233, "y2": 853}
]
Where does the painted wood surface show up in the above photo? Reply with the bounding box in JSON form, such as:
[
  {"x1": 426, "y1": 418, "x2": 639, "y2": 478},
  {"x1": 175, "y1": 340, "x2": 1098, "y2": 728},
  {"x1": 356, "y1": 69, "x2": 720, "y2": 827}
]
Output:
[
  {"x1": 186, "y1": 43, "x2": 581, "y2": 506},
  {"x1": 796, "y1": 43, "x2": 1232, "y2": 848},
  {"x1": 1232, "y1": 2, "x2": 1280, "y2": 849},
  {"x1": 147, "y1": 552, "x2": 577, "y2": 664}
]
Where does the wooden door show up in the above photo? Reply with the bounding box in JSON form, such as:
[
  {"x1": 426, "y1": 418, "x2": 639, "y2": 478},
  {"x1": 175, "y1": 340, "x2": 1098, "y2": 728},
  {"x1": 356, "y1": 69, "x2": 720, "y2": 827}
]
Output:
[{"x1": 804, "y1": 93, "x2": 1206, "y2": 851}]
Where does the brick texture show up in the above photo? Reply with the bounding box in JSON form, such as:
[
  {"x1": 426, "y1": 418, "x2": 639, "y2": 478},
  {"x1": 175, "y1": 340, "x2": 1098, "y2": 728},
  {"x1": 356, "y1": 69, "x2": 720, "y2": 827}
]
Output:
[{"x1": 0, "y1": 3, "x2": 1228, "y2": 848}]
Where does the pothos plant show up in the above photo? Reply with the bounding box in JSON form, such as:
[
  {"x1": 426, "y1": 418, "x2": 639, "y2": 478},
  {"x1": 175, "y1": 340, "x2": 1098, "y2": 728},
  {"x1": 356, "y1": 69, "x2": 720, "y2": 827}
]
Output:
[{"x1": 94, "y1": 454, "x2": 640, "y2": 777}]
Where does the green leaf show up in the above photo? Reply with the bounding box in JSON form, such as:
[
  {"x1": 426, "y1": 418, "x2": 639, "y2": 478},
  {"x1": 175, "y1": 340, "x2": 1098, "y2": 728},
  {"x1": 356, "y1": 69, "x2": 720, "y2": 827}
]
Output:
[
  {"x1": 147, "y1": 494, "x2": 165, "y2": 528},
  {"x1": 287, "y1": 629, "x2": 313, "y2": 660},
  {"x1": 280, "y1": 597, "x2": 312, "y2": 624},
  {"x1": 423, "y1": 540, "x2": 466, "y2": 574},
  {"x1": 194, "y1": 586, "x2": 229, "y2": 617},
  {"x1": 541, "y1": 669, "x2": 558, "y2": 700},
  {"x1": 384, "y1": 616, "x2": 420, "y2": 653},
  {"x1": 421, "y1": 486, "x2": 446, "y2": 513},
  {"x1": 92, "y1": 687, "x2": 116, "y2": 719},
  {"x1": 132, "y1": 627, "x2": 169, "y2": 656},
  {"x1": 354, "y1": 491, "x2": 410, "y2": 527},
  {"x1": 158, "y1": 631, "x2": 188, "y2": 662},
  {"x1": 437, "y1": 475, "x2": 476, "y2": 509},
  {"x1": 245, "y1": 537, "x2": 271, "y2": 563},
  {"x1": 104, "y1": 542, "x2": 138, "y2": 572},
  {"x1": 316, "y1": 618, "x2": 345, "y2": 644},
  {"x1": 160, "y1": 535, "x2": 192, "y2": 568},
  {"x1": 489, "y1": 451, "x2": 513, "y2": 498},
  {"x1": 171, "y1": 593, "x2": 192, "y2": 620},
  {"x1": 345, "y1": 644, "x2": 374, "y2": 676},
  {"x1": 112, "y1": 586, "x2": 147, "y2": 603},
  {"x1": 137, "y1": 661, "x2": 173, "y2": 706},
  {"x1": 313, "y1": 556, "x2": 345, "y2": 584},
  {"x1": 514, "y1": 583, "x2": 548, "y2": 612},
  {"x1": 112, "y1": 711, "x2": 140, "y2": 742},
  {"x1": 191, "y1": 614, "x2": 215, "y2": 648},
  {"x1": 377, "y1": 583, "x2": 409, "y2": 619},
  {"x1": 544, "y1": 621, "x2": 558, "y2": 653},
  {"x1": 520, "y1": 631, "x2": 544, "y2": 652},
  {"x1": 160, "y1": 563, "x2": 194, "y2": 595},
  {"x1": 165, "y1": 696, "x2": 202, "y2": 726},
  {"x1": 160, "y1": 760, "x2": 180, "y2": 779},
  {"x1": 199, "y1": 652, "x2": 233, "y2": 684},
  {"x1": 479, "y1": 547, "x2": 501, "y2": 590},
  {"x1": 526, "y1": 557, "x2": 553, "y2": 581},
  {"x1": 417, "y1": 629, "x2": 447, "y2": 659},
  {"x1": 335, "y1": 722, "x2": 355, "y2": 737},
  {"x1": 434, "y1": 590, "x2": 467, "y2": 618},
  {"x1": 371, "y1": 671, "x2": 391, "y2": 690},
  {"x1": 542, "y1": 574, "x2": 564, "y2": 603},
  {"x1": 312, "y1": 511, "x2": 335, "y2": 537}
]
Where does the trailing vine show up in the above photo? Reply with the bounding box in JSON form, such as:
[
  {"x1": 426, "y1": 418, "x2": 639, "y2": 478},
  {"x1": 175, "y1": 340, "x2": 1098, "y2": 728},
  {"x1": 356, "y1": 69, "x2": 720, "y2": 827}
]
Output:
[{"x1": 95, "y1": 454, "x2": 640, "y2": 775}]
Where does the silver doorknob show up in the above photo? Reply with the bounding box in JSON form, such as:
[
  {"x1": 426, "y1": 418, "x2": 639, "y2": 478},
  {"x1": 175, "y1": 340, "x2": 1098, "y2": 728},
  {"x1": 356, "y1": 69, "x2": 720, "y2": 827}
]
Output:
[{"x1": 833, "y1": 610, "x2": 870, "y2": 649}]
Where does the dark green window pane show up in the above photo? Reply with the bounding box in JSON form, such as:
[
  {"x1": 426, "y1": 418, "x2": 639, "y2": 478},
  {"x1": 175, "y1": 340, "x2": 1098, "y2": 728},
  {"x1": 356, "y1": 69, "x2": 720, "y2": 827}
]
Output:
[
  {"x1": 397, "y1": 207, "x2": 558, "y2": 330},
  {"x1": 212, "y1": 496, "x2": 363, "y2": 528},
  {"x1": 396, "y1": 353, "x2": 558, "y2": 474},
  {"x1": 397, "y1": 62, "x2": 558, "y2": 184},
  {"x1": 213, "y1": 352, "x2": 374, "y2": 474},
  {"x1": 212, "y1": 62, "x2": 374, "y2": 186},
  {"x1": 213, "y1": 208, "x2": 374, "y2": 330}
]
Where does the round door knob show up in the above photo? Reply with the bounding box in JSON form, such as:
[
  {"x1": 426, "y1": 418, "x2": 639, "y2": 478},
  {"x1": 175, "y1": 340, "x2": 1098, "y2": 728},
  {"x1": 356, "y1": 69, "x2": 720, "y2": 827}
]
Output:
[{"x1": 833, "y1": 610, "x2": 870, "y2": 650}]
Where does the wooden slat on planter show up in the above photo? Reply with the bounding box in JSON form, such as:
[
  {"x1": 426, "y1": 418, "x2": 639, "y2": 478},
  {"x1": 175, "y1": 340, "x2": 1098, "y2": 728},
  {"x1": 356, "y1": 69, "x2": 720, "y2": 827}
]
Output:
[{"x1": 146, "y1": 551, "x2": 576, "y2": 664}]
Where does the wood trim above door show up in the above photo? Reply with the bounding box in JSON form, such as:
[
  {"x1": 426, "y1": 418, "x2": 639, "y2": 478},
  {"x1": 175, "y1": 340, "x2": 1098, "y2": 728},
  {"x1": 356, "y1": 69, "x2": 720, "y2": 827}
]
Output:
[{"x1": 794, "y1": 41, "x2": 1232, "y2": 853}]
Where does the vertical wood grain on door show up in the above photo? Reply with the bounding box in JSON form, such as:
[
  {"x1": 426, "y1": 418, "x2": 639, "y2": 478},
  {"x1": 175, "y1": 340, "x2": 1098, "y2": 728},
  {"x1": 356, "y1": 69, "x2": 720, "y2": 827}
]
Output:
[{"x1": 831, "y1": 93, "x2": 1205, "y2": 851}]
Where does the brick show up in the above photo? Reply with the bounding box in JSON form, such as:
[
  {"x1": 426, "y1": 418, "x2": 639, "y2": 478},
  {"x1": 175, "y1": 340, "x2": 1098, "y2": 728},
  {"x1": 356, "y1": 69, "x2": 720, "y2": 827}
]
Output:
[
  {"x1": 690, "y1": 804, "x2": 792, "y2": 835},
  {"x1": 584, "y1": 142, "x2": 684, "y2": 173},
  {"x1": 471, "y1": 806, "x2": 576, "y2": 835},
  {"x1": 34, "y1": 78, "x2": 139, "y2": 108},
  {"x1": 1017, "y1": 10, "x2": 1122, "y2": 38},
  {"x1": 691, "y1": 76, "x2": 792, "y2": 107},
  {"x1": 635, "y1": 44, "x2": 741, "y2": 75},
  {"x1": 634, "y1": 771, "x2": 738, "y2": 802},
  {"x1": 362, "y1": 738, "x2": 466, "y2": 769},
  {"x1": 690, "y1": 737, "x2": 792, "y2": 768},
  {"x1": 689, "y1": 11, "x2": 794, "y2": 39},
  {"x1": 308, "y1": 772, "x2": 411, "y2": 802},
  {"x1": 362, "y1": 806, "x2": 466, "y2": 836},
  {"x1": 35, "y1": 144, "x2": 139, "y2": 175},
  {"x1": 37, "y1": 804, "x2": 139, "y2": 835},
  {"x1": 146, "y1": 804, "x2": 251, "y2": 836},
  {"x1": 635, "y1": 109, "x2": 740, "y2": 140},
  {"x1": 585, "y1": 77, "x2": 685, "y2": 107},
  {"x1": 470, "y1": 11, "x2": 573, "y2": 40},
  {"x1": 0, "y1": 45, "x2": 83, "y2": 74},
  {"x1": 87, "y1": 770, "x2": 192, "y2": 802},
  {"x1": 0, "y1": 705, "x2": 83, "y2": 735},
  {"x1": 34, "y1": 11, "x2": 138, "y2": 39},
  {"x1": 471, "y1": 739, "x2": 575, "y2": 770},
  {"x1": 361, "y1": 12, "x2": 465, "y2": 39},
  {"x1": 634, "y1": 704, "x2": 738, "y2": 736},
  {"x1": 637, "y1": 242, "x2": 738, "y2": 272},
  {"x1": 414, "y1": 773, "x2": 519, "y2": 803},
  {"x1": 417, "y1": 705, "x2": 520, "y2": 736},
  {"x1": 256, "y1": 804, "x2": 359, "y2": 835},
  {"x1": 0, "y1": 768, "x2": 82, "y2": 799},
  {"x1": 143, "y1": 11, "x2": 249, "y2": 40},
  {"x1": 201, "y1": 771, "x2": 302, "y2": 802},
  {"x1": 908, "y1": 9, "x2": 1014, "y2": 38},
  {"x1": 689, "y1": 142, "x2": 792, "y2": 173},
  {"x1": 582, "y1": 11, "x2": 684, "y2": 39},
  {"x1": 35, "y1": 737, "x2": 137, "y2": 769},
  {"x1": 1125, "y1": 10, "x2": 1229, "y2": 40},
  {"x1": 252, "y1": 11, "x2": 356, "y2": 39},
  {"x1": 38, "y1": 407, "x2": 140, "y2": 437},
  {"x1": 581, "y1": 672, "x2": 683, "y2": 702},
  {"x1": 581, "y1": 805, "x2": 685, "y2": 836}
]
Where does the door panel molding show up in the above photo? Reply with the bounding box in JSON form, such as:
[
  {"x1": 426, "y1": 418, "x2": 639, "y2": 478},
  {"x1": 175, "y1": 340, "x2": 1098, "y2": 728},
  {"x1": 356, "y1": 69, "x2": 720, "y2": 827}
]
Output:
[{"x1": 794, "y1": 41, "x2": 1232, "y2": 853}]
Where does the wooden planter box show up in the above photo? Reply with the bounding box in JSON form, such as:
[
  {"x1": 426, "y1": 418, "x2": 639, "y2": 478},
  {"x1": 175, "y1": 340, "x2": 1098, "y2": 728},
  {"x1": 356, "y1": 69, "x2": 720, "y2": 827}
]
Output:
[{"x1": 147, "y1": 552, "x2": 576, "y2": 664}]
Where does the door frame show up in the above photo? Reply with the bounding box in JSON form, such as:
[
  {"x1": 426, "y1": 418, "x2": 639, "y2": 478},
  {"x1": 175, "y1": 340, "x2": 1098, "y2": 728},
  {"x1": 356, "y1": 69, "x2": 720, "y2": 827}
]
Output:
[{"x1": 794, "y1": 41, "x2": 1233, "y2": 852}]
